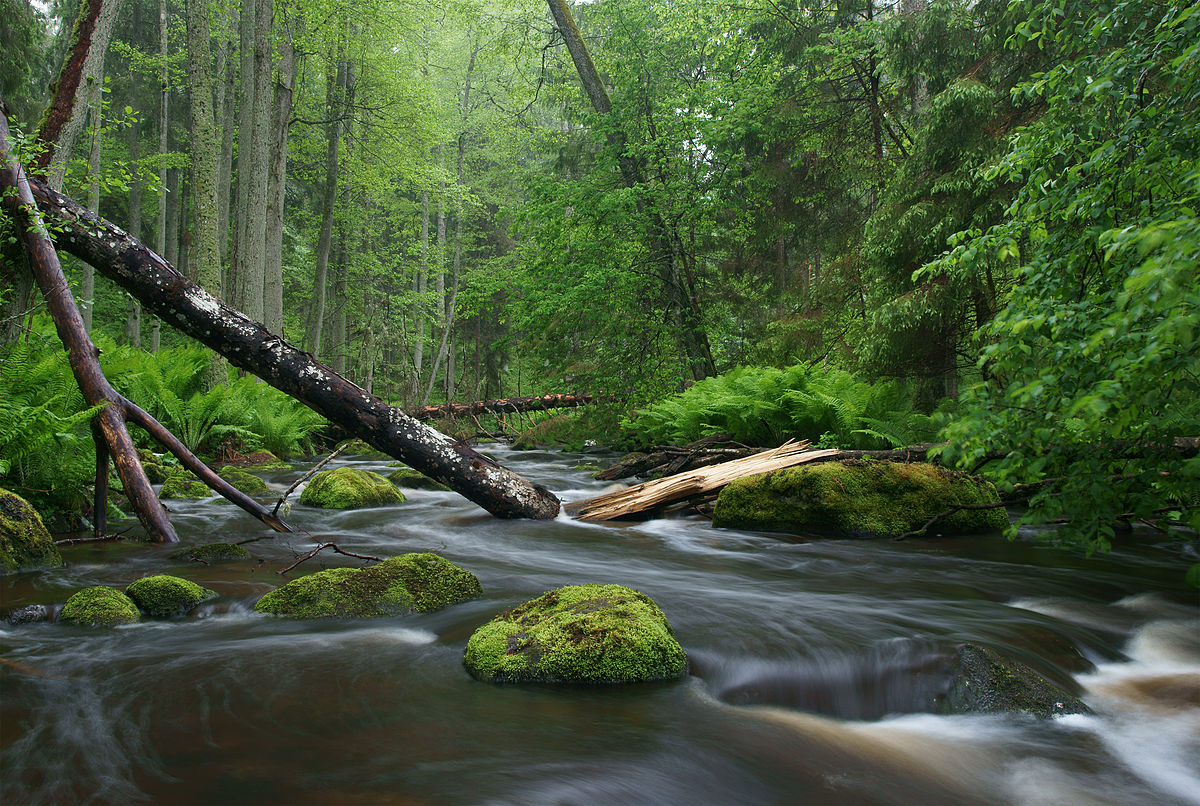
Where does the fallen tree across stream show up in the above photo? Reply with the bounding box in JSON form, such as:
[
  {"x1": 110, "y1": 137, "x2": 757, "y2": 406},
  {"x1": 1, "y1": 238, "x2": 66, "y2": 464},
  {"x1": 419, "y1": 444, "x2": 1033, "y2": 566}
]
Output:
[
  {"x1": 25, "y1": 175, "x2": 561, "y2": 522},
  {"x1": 411, "y1": 394, "x2": 604, "y2": 421}
]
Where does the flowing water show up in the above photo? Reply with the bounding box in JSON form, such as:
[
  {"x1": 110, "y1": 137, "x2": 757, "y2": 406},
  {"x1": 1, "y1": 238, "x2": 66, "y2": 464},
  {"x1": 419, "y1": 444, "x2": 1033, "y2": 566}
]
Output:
[{"x1": 2, "y1": 446, "x2": 1198, "y2": 805}]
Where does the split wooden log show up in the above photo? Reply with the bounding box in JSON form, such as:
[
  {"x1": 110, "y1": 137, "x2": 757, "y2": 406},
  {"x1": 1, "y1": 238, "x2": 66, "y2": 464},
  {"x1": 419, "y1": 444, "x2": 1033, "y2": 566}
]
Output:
[
  {"x1": 568, "y1": 441, "x2": 840, "y2": 521},
  {"x1": 25, "y1": 175, "x2": 560, "y2": 520},
  {"x1": 411, "y1": 393, "x2": 604, "y2": 421}
]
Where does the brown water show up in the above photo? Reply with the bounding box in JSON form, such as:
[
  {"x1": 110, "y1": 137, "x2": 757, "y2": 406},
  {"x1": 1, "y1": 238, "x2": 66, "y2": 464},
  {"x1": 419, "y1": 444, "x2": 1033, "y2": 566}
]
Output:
[{"x1": 2, "y1": 446, "x2": 1198, "y2": 805}]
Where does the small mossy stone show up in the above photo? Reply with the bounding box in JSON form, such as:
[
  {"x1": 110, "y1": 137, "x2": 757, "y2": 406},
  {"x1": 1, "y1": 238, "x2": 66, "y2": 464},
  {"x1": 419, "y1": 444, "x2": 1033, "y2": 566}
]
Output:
[
  {"x1": 59, "y1": 586, "x2": 140, "y2": 627},
  {"x1": 386, "y1": 467, "x2": 450, "y2": 492},
  {"x1": 125, "y1": 575, "x2": 217, "y2": 617},
  {"x1": 463, "y1": 584, "x2": 688, "y2": 685},
  {"x1": 299, "y1": 467, "x2": 405, "y2": 509},
  {"x1": 336, "y1": 439, "x2": 389, "y2": 459},
  {"x1": 217, "y1": 466, "x2": 270, "y2": 495},
  {"x1": 138, "y1": 450, "x2": 170, "y2": 484},
  {"x1": 936, "y1": 644, "x2": 1092, "y2": 718},
  {"x1": 712, "y1": 460, "x2": 1009, "y2": 538},
  {"x1": 160, "y1": 472, "x2": 210, "y2": 499},
  {"x1": 240, "y1": 451, "x2": 292, "y2": 470},
  {"x1": 170, "y1": 542, "x2": 252, "y2": 562},
  {"x1": 0, "y1": 488, "x2": 63, "y2": 574},
  {"x1": 254, "y1": 552, "x2": 480, "y2": 619}
]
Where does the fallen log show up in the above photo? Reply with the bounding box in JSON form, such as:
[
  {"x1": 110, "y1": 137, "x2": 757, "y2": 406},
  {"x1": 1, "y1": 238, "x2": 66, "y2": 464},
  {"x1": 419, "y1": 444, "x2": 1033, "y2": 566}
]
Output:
[
  {"x1": 411, "y1": 393, "x2": 604, "y2": 421},
  {"x1": 26, "y1": 175, "x2": 560, "y2": 520},
  {"x1": 568, "y1": 441, "x2": 839, "y2": 521}
]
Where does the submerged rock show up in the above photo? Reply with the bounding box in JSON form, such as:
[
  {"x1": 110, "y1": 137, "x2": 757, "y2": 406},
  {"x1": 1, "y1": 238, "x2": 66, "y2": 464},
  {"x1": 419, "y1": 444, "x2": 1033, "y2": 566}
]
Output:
[
  {"x1": 386, "y1": 466, "x2": 450, "y2": 492},
  {"x1": 170, "y1": 542, "x2": 252, "y2": 563},
  {"x1": 6, "y1": 604, "x2": 52, "y2": 624},
  {"x1": 217, "y1": 465, "x2": 270, "y2": 495},
  {"x1": 935, "y1": 643, "x2": 1092, "y2": 718},
  {"x1": 59, "y1": 586, "x2": 140, "y2": 627},
  {"x1": 299, "y1": 467, "x2": 405, "y2": 509},
  {"x1": 0, "y1": 488, "x2": 63, "y2": 574},
  {"x1": 711, "y1": 460, "x2": 1009, "y2": 538},
  {"x1": 463, "y1": 584, "x2": 688, "y2": 685},
  {"x1": 160, "y1": 472, "x2": 210, "y2": 499},
  {"x1": 254, "y1": 552, "x2": 480, "y2": 618},
  {"x1": 125, "y1": 574, "x2": 217, "y2": 617}
]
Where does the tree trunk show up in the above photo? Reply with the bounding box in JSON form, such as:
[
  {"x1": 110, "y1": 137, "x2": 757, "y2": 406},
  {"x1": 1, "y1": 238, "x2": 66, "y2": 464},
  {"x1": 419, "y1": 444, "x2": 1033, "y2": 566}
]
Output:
[
  {"x1": 152, "y1": 0, "x2": 168, "y2": 352},
  {"x1": 304, "y1": 52, "x2": 346, "y2": 356},
  {"x1": 239, "y1": 0, "x2": 272, "y2": 324},
  {"x1": 216, "y1": 18, "x2": 236, "y2": 271},
  {"x1": 29, "y1": 176, "x2": 562, "y2": 520},
  {"x1": 413, "y1": 188, "x2": 429, "y2": 390},
  {"x1": 412, "y1": 393, "x2": 604, "y2": 421},
  {"x1": 265, "y1": 18, "x2": 296, "y2": 336},
  {"x1": 124, "y1": 65, "x2": 142, "y2": 346},
  {"x1": 81, "y1": 78, "x2": 102, "y2": 331}
]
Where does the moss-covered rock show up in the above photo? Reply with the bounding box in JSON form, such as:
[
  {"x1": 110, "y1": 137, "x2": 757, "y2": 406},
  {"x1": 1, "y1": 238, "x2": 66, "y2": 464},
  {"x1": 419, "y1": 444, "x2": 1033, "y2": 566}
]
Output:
[
  {"x1": 386, "y1": 466, "x2": 450, "y2": 492},
  {"x1": 138, "y1": 449, "x2": 171, "y2": 484},
  {"x1": 59, "y1": 586, "x2": 140, "y2": 626},
  {"x1": 170, "y1": 541, "x2": 252, "y2": 562},
  {"x1": 463, "y1": 584, "x2": 688, "y2": 685},
  {"x1": 217, "y1": 465, "x2": 270, "y2": 495},
  {"x1": 336, "y1": 439, "x2": 389, "y2": 459},
  {"x1": 299, "y1": 467, "x2": 405, "y2": 509},
  {"x1": 238, "y1": 451, "x2": 292, "y2": 470},
  {"x1": 935, "y1": 644, "x2": 1092, "y2": 718},
  {"x1": 253, "y1": 552, "x2": 480, "y2": 619},
  {"x1": 160, "y1": 471, "x2": 211, "y2": 499},
  {"x1": 125, "y1": 575, "x2": 217, "y2": 617},
  {"x1": 711, "y1": 460, "x2": 1009, "y2": 538},
  {"x1": 0, "y1": 488, "x2": 63, "y2": 574}
]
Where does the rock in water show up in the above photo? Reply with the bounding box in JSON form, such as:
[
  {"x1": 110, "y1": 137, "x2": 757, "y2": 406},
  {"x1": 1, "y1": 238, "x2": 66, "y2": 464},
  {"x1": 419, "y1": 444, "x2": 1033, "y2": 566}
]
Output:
[
  {"x1": 935, "y1": 643, "x2": 1092, "y2": 718},
  {"x1": 217, "y1": 466, "x2": 270, "y2": 495},
  {"x1": 463, "y1": 584, "x2": 688, "y2": 685},
  {"x1": 0, "y1": 488, "x2": 63, "y2": 573},
  {"x1": 712, "y1": 460, "x2": 1009, "y2": 538},
  {"x1": 386, "y1": 466, "x2": 450, "y2": 491},
  {"x1": 125, "y1": 575, "x2": 217, "y2": 617},
  {"x1": 170, "y1": 542, "x2": 252, "y2": 562},
  {"x1": 254, "y1": 552, "x2": 480, "y2": 618},
  {"x1": 160, "y1": 472, "x2": 210, "y2": 499},
  {"x1": 59, "y1": 587, "x2": 140, "y2": 626},
  {"x1": 299, "y1": 467, "x2": 405, "y2": 509}
]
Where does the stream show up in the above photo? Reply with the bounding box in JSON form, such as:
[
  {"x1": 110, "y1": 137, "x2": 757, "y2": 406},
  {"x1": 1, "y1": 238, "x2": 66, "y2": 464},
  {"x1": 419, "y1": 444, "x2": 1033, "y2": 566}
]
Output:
[{"x1": 2, "y1": 445, "x2": 1198, "y2": 805}]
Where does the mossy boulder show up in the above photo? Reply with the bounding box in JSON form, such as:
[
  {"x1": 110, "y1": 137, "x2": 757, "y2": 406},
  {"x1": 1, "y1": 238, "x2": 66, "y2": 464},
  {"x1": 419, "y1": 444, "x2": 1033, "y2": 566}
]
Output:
[
  {"x1": 59, "y1": 586, "x2": 140, "y2": 626},
  {"x1": 170, "y1": 542, "x2": 252, "y2": 562},
  {"x1": 239, "y1": 451, "x2": 292, "y2": 470},
  {"x1": 125, "y1": 575, "x2": 217, "y2": 617},
  {"x1": 254, "y1": 552, "x2": 481, "y2": 619},
  {"x1": 463, "y1": 584, "x2": 688, "y2": 685},
  {"x1": 935, "y1": 644, "x2": 1092, "y2": 718},
  {"x1": 299, "y1": 467, "x2": 405, "y2": 509},
  {"x1": 386, "y1": 466, "x2": 450, "y2": 492},
  {"x1": 0, "y1": 488, "x2": 63, "y2": 574},
  {"x1": 712, "y1": 460, "x2": 1009, "y2": 538},
  {"x1": 138, "y1": 449, "x2": 171, "y2": 484},
  {"x1": 160, "y1": 471, "x2": 210, "y2": 499},
  {"x1": 336, "y1": 439, "x2": 389, "y2": 459},
  {"x1": 217, "y1": 465, "x2": 270, "y2": 495}
]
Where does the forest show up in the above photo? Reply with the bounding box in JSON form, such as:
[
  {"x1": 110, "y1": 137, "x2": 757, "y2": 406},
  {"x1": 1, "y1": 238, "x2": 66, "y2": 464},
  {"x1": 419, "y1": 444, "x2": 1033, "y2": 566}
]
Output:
[{"x1": 2, "y1": 0, "x2": 1198, "y2": 551}]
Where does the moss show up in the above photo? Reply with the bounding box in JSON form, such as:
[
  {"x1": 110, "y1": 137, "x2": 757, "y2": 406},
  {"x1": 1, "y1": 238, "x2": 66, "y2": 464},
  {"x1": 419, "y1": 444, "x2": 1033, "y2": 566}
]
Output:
[
  {"x1": 463, "y1": 584, "x2": 688, "y2": 685},
  {"x1": 937, "y1": 644, "x2": 1092, "y2": 718},
  {"x1": 138, "y1": 449, "x2": 170, "y2": 484},
  {"x1": 712, "y1": 460, "x2": 1009, "y2": 538},
  {"x1": 336, "y1": 439, "x2": 390, "y2": 459},
  {"x1": 59, "y1": 586, "x2": 140, "y2": 627},
  {"x1": 0, "y1": 488, "x2": 63, "y2": 574},
  {"x1": 125, "y1": 575, "x2": 217, "y2": 617},
  {"x1": 239, "y1": 451, "x2": 292, "y2": 470},
  {"x1": 160, "y1": 471, "x2": 211, "y2": 499},
  {"x1": 217, "y1": 466, "x2": 270, "y2": 495},
  {"x1": 170, "y1": 542, "x2": 252, "y2": 562},
  {"x1": 299, "y1": 467, "x2": 405, "y2": 509},
  {"x1": 386, "y1": 466, "x2": 450, "y2": 492},
  {"x1": 253, "y1": 552, "x2": 480, "y2": 619}
]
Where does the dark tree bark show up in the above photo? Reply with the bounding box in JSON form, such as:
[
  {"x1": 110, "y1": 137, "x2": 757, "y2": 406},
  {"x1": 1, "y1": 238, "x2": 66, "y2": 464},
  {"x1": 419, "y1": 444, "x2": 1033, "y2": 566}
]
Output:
[
  {"x1": 27, "y1": 177, "x2": 562, "y2": 520},
  {"x1": 412, "y1": 394, "x2": 604, "y2": 421}
]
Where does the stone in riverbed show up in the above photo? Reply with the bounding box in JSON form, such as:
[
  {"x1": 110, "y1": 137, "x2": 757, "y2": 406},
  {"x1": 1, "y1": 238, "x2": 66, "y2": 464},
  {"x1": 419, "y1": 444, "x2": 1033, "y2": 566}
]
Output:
[
  {"x1": 125, "y1": 574, "x2": 217, "y2": 617},
  {"x1": 386, "y1": 466, "x2": 450, "y2": 491},
  {"x1": 463, "y1": 584, "x2": 688, "y2": 685},
  {"x1": 299, "y1": 467, "x2": 405, "y2": 509},
  {"x1": 935, "y1": 643, "x2": 1092, "y2": 718},
  {"x1": 711, "y1": 460, "x2": 1008, "y2": 538},
  {"x1": 217, "y1": 465, "x2": 270, "y2": 495},
  {"x1": 254, "y1": 552, "x2": 481, "y2": 618},
  {"x1": 59, "y1": 586, "x2": 140, "y2": 626},
  {"x1": 0, "y1": 488, "x2": 63, "y2": 574},
  {"x1": 170, "y1": 541, "x2": 252, "y2": 563}
]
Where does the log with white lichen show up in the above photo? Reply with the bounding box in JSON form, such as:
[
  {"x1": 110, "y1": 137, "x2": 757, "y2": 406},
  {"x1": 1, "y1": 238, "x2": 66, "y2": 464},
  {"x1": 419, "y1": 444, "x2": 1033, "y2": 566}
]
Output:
[{"x1": 25, "y1": 175, "x2": 561, "y2": 520}]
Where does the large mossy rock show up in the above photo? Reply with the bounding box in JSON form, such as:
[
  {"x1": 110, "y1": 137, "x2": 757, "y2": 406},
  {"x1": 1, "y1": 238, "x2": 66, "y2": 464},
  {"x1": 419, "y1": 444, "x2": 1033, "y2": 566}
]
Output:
[
  {"x1": 160, "y1": 471, "x2": 210, "y2": 499},
  {"x1": 935, "y1": 644, "x2": 1092, "y2": 718},
  {"x1": 711, "y1": 460, "x2": 1009, "y2": 538},
  {"x1": 170, "y1": 541, "x2": 252, "y2": 563},
  {"x1": 463, "y1": 584, "x2": 688, "y2": 685},
  {"x1": 217, "y1": 465, "x2": 270, "y2": 495},
  {"x1": 386, "y1": 466, "x2": 450, "y2": 491},
  {"x1": 299, "y1": 467, "x2": 405, "y2": 509},
  {"x1": 125, "y1": 574, "x2": 217, "y2": 617},
  {"x1": 336, "y1": 439, "x2": 389, "y2": 459},
  {"x1": 59, "y1": 586, "x2": 140, "y2": 626},
  {"x1": 0, "y1": 488, "x2": 63, "y2": 574},
  {"x1": 254, "y1": 552, "x2": 480, "y2": 619}
]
